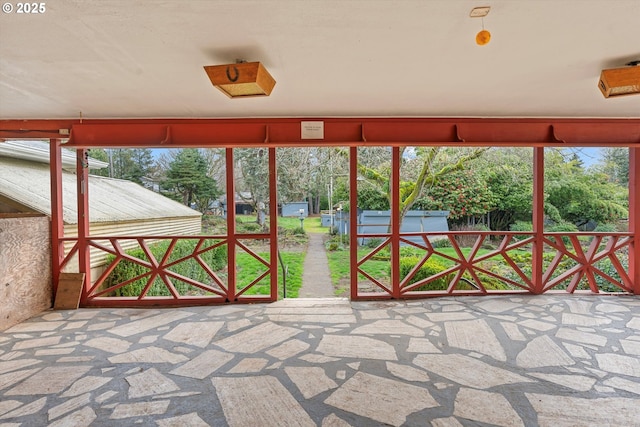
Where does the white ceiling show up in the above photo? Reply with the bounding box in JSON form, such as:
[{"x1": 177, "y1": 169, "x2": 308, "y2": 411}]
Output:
[{"x1": 1, "y1": 0, "x2": 639, "y2": 120}]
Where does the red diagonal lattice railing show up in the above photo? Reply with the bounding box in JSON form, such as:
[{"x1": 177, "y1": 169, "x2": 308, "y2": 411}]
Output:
[
  {"x1": 60, "y1": 234, "x2": 276, "y2": 306},
  {"x1": 354, "y1": 231, "x2": 633, "y2": 299},
  {"x1": 542, "y1": 233, "x2": 633, "y2": 293}
]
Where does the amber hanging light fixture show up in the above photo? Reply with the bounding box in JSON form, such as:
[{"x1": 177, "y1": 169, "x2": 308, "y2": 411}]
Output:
[{"x1": 470, "y1": 6, "x2": 491, "y2": 46}]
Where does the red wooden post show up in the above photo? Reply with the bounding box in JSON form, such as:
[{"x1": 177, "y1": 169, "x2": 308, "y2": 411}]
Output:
[
  {"x1": 350, "y1": 146, "x2": 359, "y2": 300},
  {"x1": 49, "y1": 139, "x2": 64, "y2": 296},
  {"x1": 531, "y1": 147, "x2": 545, "y2": 294},
  {"x1": 630, "y1": 147, "x2": 639, "y2": 295},
  {"x1": 391, "y1": 146, "x2": 401, "y2": 298},
  {"x1": 76, "y1": 148, "x2": 91, "y2": 304},
  {"x1": 268, "y1": 147, "x2": 278, "y2": 301},
  {"x1": 225, "y1": 148, "x2": 236, "y2": 301}
]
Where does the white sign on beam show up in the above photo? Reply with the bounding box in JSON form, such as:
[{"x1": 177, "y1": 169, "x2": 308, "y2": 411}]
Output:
[{"x1": 301, "y1": 121, "x2": 324, "y2": 139}]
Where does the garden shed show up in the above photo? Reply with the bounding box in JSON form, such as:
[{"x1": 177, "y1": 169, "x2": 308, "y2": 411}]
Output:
[
  {"x1": 358, "y1": 210, "x2": 450, "y2": 245},
  {"x1": 220, "y1": 192, "x2": 255, "y2": 216},
  {"x1": 282, "y1": 202, "x2": 308, "y2": 217},
  {"x1": 0, "y1": 141, "x2": 202, "y2": 273}
]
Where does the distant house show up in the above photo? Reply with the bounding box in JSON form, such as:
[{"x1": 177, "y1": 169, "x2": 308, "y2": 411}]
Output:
[
  {"x1": 140, "y1": 175, "x2": 162, "y2": 192},
  {"x1": 220, "y1": 192, "x2": 256, "y2": 216},
  {"x1": 0, "y1": 141, "x2": 202, "y2": 272}
]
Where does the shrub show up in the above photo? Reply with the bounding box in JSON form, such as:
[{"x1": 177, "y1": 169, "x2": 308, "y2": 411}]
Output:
[
  {"x1": 546, "y1": 221, "x2": 578, "y2": 245},
  {"x1": 397, "y1": 255, "x2": 515, "y2": 292},
  {"x1": 431, "y1": 237, "x2": 452, "y2": 248},
  {"x1": 364, "y1": 237, "x2": 384, "y2": 249},
  {"x1": 327, "y1": 242, "x2": 340, "y2": 251},
  {"x1": 238, "y1": 222, "x2": 262, "y2": 233},
  {"x1": 594, "y1": 223, "x2": 617, "y2": 233},
  {"x1": 104, "y1": 239, "x2": 227, "y2": 297},
  {"x1": 594, "y1": 252, "x2": 629, "y2": 292},
  {"x1": 397, "y1": 256, "x2": 452, "y2": 291},
  {"x1": 292, "y1": 226, "x2": 306, "y2": 235},
  {"x1": 399, "y1": 246, "x2": 421, "y2": 257},
  {"x1": 202, "y1": 215, "x2": 227, "y2": 233},
  {"x1": 325, "y1": 235, "x2": 346, "y2": 251},
  {"x1": 510, "y1": 221, "x2": 533, "y2": 240},
  {"x1": 546, "y1": 221, "x2": 579, "y2": 233}
]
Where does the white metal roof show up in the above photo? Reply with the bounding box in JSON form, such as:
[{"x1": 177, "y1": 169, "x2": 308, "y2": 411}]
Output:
[
  {"x1": 0, "y1": 140, "x2": 108, "y2": 169},
  {"x1": 0, "y1": 157, "x2": 200, "y2": 224}
]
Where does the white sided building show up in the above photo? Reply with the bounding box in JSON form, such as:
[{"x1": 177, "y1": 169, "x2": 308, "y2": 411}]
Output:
[{"x1": 0, "y1": 141, "x2": 202, "y2": 271}]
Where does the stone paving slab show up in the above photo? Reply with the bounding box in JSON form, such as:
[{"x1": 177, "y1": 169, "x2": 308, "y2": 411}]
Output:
[{"x1": 0, "y1": 295, "x2": 639, "y2": 426}]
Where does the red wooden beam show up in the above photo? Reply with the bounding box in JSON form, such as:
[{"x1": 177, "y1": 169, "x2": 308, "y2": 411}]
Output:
[{"x1": 2, "y1": 118, "x2": 639, "y2": 147}]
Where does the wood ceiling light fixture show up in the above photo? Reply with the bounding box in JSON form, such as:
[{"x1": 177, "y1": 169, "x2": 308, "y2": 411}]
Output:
[
  {"x1": 204, "y1": 60, "x2": 276, "y2": 98},
  {"x1": 598, "y1": 61, "x2": 640, "y2": 98}
]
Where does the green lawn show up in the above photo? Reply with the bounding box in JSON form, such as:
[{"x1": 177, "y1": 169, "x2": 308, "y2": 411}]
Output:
[
  {"x1": 326, "y1": 249, "x2": 391, "y2": 295},
  {"x1": 235, "y1": 214, "x2": 326, "y2": 234},
  {"x1": 326, "y1": 246, "x2": 532, "y2": 292},
  {"x1": 301, "y1": 216, "x2": 325, "y2": 233},
  {"x1": 277, "y1": 215, "x2": 325, "y2": 233},
  {"x1": 236, "y1": 251, "x2": 306, "y2": 298}
]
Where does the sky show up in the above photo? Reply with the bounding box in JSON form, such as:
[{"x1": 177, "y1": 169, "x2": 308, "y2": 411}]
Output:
[{"x1": 151, "y1": 147, "x2": 604, "y2": 168}]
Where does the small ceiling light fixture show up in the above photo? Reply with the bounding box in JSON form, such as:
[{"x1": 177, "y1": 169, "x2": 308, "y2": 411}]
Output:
[
  {"x1": 470, "y1": 6, "x2": 491, "y2": 46},
  {"x1": 598, "y1": 61, "x2": 640, "y2": 98},
  {"x1": 204, "y1": 60, "x2": 276, "y2": 98}
]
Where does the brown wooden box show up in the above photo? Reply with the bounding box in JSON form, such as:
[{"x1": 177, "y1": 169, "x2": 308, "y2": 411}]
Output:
[{"x1": 204, "y1": 62, "x2": 276, "y2": 98}]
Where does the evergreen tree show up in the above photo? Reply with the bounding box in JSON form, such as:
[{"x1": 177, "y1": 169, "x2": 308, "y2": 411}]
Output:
[
  {"x1": 104, "y1": 148, "x2": 155, "y2": 184},
  {"x1": 162, "y1": 149, "x2": 220, "y2": 212},
  {"x1": 127, "y1": 148, "x2": 155, "y2": 184},
  {"x1": 599, "y1": 147, "x2": 629, "y2": 185},
  {"x1": 87, "y1": 148, "x2": 110, "y2": 177}
]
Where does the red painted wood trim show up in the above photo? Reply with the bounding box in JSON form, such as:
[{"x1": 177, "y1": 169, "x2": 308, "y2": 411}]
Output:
[
  {"x1": 532, "y1": 147, "x2": 545, "y2": 294},
  {"x1": 630, "y1": 147, "x2": 640, "y2": 295},
  {"x1": 225, "y1": 148, "x2": 236, "y2": 302},
  {"x1": 49, "y1": 139, "x2": 64, "y2": 297},
  {"x1": 269, "y1": 147, "x2": 278, "y2": 301},
  {"x1": 76, "y1": 149, "x2": 92, "y2": 305},
  {"x1": 391, "y1": 147, "x2": 401, "y2": 299},
  {"x1": 350, "y1": 147, "x2": 359, "y2": 300}
]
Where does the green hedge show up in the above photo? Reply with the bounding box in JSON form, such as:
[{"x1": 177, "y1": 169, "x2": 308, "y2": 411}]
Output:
[
  {"x1": 104, "y1": 239, "x2": 227, "y2": 297},
  {"x1": 398, "y1": 255, "x2": 511, "y2": 291},
  {"x1": 398, "y1": 256, "x2": 453, "y2": 291}
]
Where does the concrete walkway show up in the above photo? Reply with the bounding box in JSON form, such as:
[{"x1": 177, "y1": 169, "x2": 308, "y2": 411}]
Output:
[{"x1": 298, "y1": 232, "x2": 336, "y2": 298}]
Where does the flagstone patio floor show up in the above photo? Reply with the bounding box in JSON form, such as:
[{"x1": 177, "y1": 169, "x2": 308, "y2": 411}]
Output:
[{"x1": 1, "y1": 294, "x2": 639, "y2": 426}]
